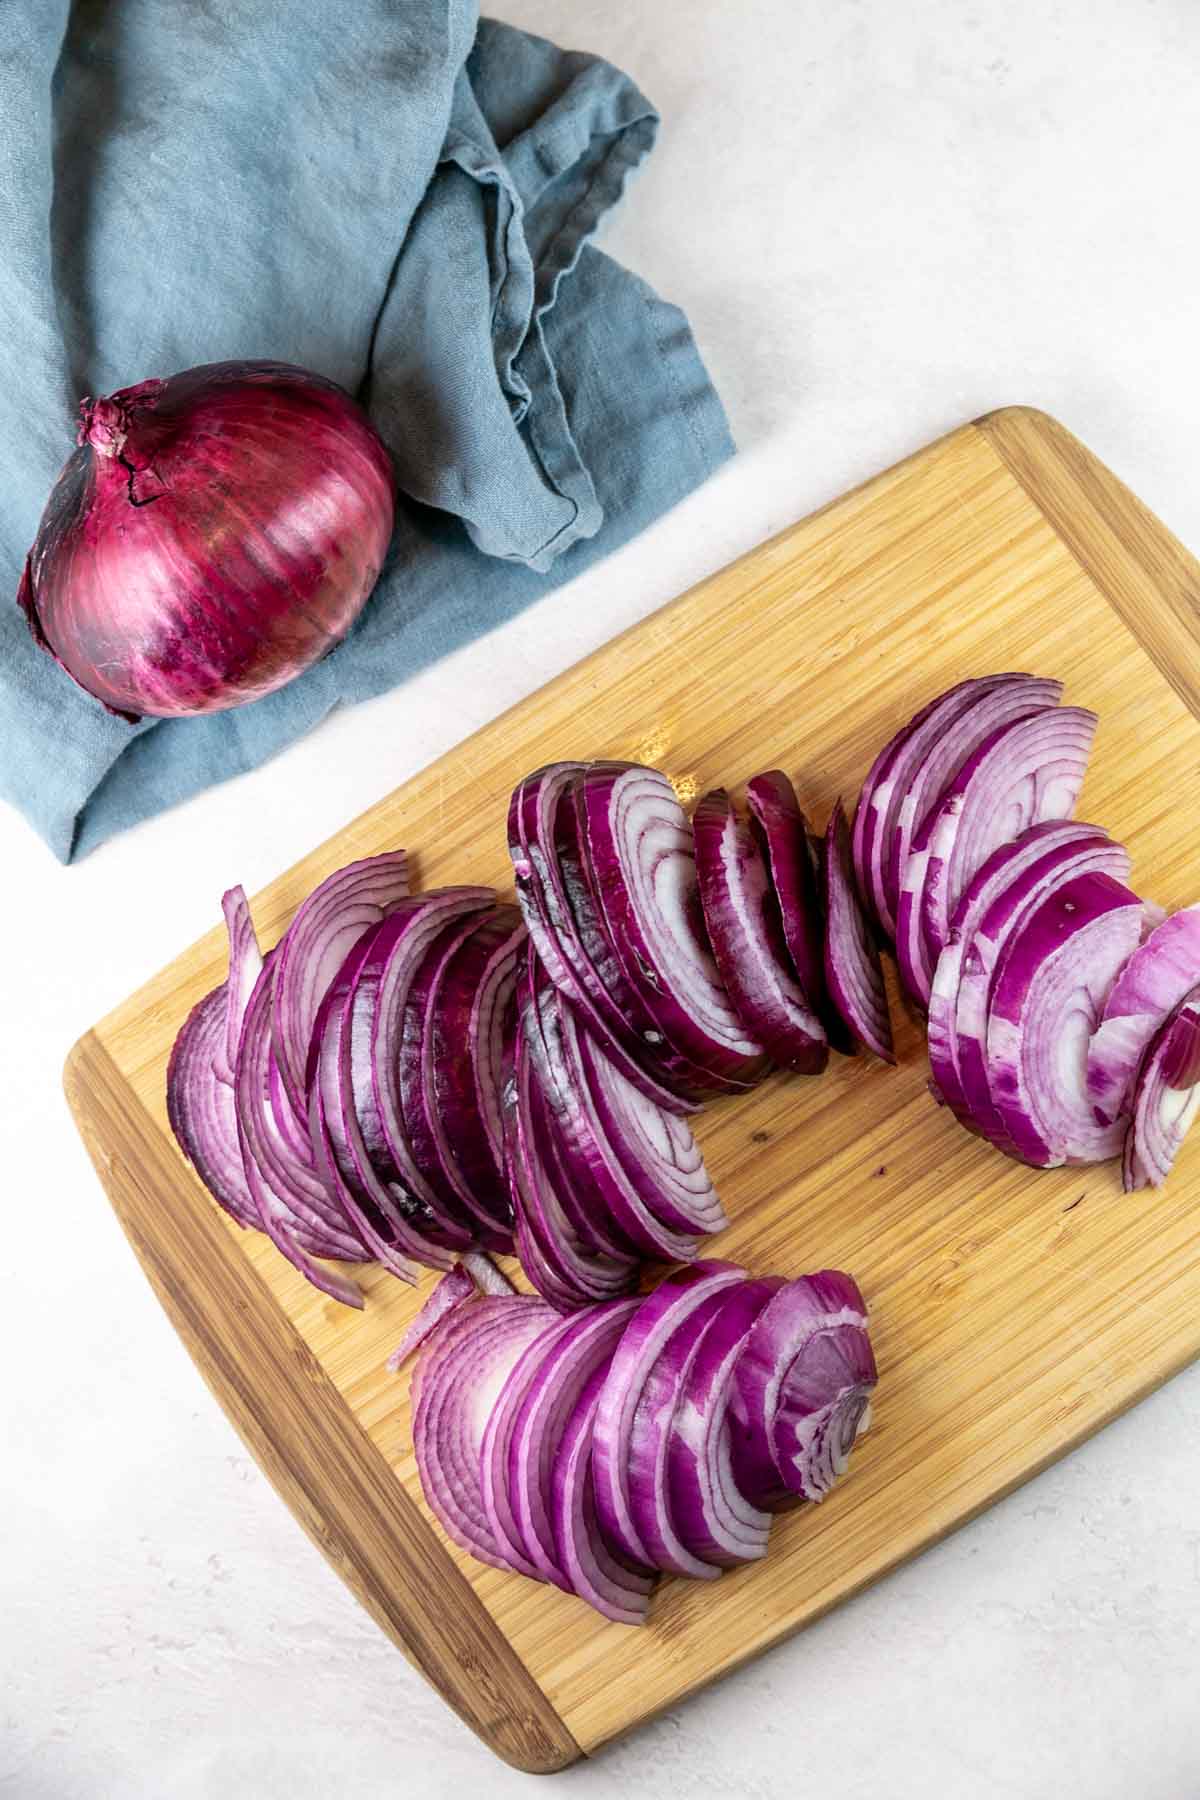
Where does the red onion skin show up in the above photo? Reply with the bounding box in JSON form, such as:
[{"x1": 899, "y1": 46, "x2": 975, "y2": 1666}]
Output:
[{"x1": 18, "y1": 361, "x2": 395, "y2": 720}]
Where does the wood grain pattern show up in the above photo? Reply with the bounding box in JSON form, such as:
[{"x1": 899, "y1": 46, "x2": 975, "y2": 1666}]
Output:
[{"x1": 65, "y1": 408, "x2": 1200, "y2": 1771}]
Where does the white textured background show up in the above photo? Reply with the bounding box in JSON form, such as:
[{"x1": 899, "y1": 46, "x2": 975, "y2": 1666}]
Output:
[{"x1": 3, "y1": 2, "x2": 1200, "y2": 1796}]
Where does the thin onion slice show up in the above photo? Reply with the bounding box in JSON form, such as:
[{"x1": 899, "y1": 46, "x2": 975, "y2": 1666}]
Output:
[
  {"x1": 428, "y1": 907, "x2": 526, "y2": 1228},
  {"x1": 168, "y1": 985, "x2": 260, "y2": 1230},
  {"x1": 665, "y1": 1278, "x2": 786, "y2": 1566},
  {"x1": 578, "y1": 763, "x2": 769, "y2": 1090},
  {"x1": 822, "y1": 800, "x2": 895, "y2": 1062},
  {"x1": 898, "y1": 706, "x2": 1097, "y2": 1003},
  {"x1": 985, "y1": 871, "x2": 1143, "y2": 1166},
  {"x1": 746, "y1": 770, "x2": 855, "y2": 1055},
  {"x1": 730, "y1": 1271, "x2": 875, "y2": 1506},
  {"x1": 481, "y1": 1311, "x2": 582, "y2": 1579},
  {"x1": 412, "y1": 1296, "x2": 557, "y2": 1571},
  {"x1": 387, "y1": 1264, "x2": 477, "y2": 1372},
  {"x1": 522, "y1": 962, "x2": 710, "y2": 1259},
  {"x1": 693, "y1": 787, "x2": 829, "y2": 1073},
  {"x1": 1086, "y1": 905, "x2": 1200, "y2": 1128},
  {"x1": 1122, "y1": 986, "x2": 1200, "y2": 1191},
  {"x1": 948, "y1": 830, "x2": 1133, "y2": 1150},
  {"x1": 927, "y1": 822, "x2": 1123, "y2": 1123},
  {"x1": 592, "y1": 1262, "x2": 746, "y2": 1567},
  {"x1": 269, "y1": 851, "x2": 410, "y2": 1119},
  {"x1": 551, "y1": 1365, "x2": 655, "y2": 1624}
]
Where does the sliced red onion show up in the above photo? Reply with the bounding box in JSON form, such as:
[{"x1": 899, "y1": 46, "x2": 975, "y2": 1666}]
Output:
[
  {"x1": 730, "y1": 1271, "x2": 875, "y2": 1506},
  {"x1": 365, "y1": 890, "x2": 496, "y2": 1243},
  {"x1": 213, "y1": 887, "x2": 263, "y2": 1086},
  {"x1": 412, "y1": 1295, "x2": 558, "y2": 1571},
  {"x1": 1122, "y1": 987, "x2": 1200, "y2": 1191},
  {"x1": 508, "y1": 764, "x2": 699, "y2": 1113},
  {"x1": 950, "y1": 831, "x2": 1133, "y2": 1150},
  {"x1": 397, "y1": 909, "x2": 513, "y2": 1253},
  {"x1": 1086, "y1": 905, "x2": 1200, "y2": 1128},
  {"x1": 551, "y1": 1365, "x2": 655, "y2": 1625},
  {"x1": 926, "y1": 822, "x2": 1123, "y2": 1124},
  {"x1": 904, "y1": 705, "x2": 1098, "y2": 998},
  {"x1": 462, "y1": 1251, "x2": 518, "y2": 1296},
  {"x1": 985, "y1": 871, "x2": 1144, "y2": 1166},
  {"x1": 692, "y1": 787, "x2": 829, "y2": 1074},
  {"x1": 428, "y1": 908, "x2": 526, "y2": 1225},
  {"x1": 481, "y1": 1311, "x2": 581, "y2": 1579},
  {"x1": 306, "y1": 924, "x2": 454, "y2": 1276},
  {"x1": 592, "y1": 1262, "x2": 746, "y2": 1567},
  {"x1": 746, "y1": 770, "x2": 855, "y2": 1055},
  {"x1": 270, "y1": 851, "x2": 410, "y2": 1119},
  {"x1": 624, "y1": 1282, "x2": 747, "y2": 1581},
  {"x1": 822, "y1": 800, "x2": 895, "y2": 1062},
  {"x1": 578, "y1": 763, "x2": 770, "y2": 1090},
  {"x1": 507, "y1": 1030, "x2": 640, "y2": 1308},
  {"x1": 665, "y1": 1278, "x2": 785, "y2": 1567},
  {"x1": 168, "y1": 985, "x2": 261, "y2": 1231},
  {"x1": 509, "y1": 1300, "x2": 642, "y2": 1590},
  {"x1": 853, "y1": 676, "x2": 1057, "y2": 941},
  {"x1": 387, "y1": 1264, "x2": 477, "y2": 1372},
  {"x1": 522, "y1": 963, "x2": 709, "y2": 1260}
]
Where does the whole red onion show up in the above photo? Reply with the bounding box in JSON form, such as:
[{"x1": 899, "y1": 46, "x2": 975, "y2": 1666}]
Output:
[{"x1": 17, "y1": 360, "x2": 395, "y2": 720}]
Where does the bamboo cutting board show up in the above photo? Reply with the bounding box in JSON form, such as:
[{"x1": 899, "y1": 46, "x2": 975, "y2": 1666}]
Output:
[{"x1": 65, "y1": 408, "x2": 1200, "y2": 1774}]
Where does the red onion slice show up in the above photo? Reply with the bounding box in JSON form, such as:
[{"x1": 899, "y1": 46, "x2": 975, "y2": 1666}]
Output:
[
  {"x1": 508, "y1": 764, "x2": 699, "y2": 1113},
  {"x1": 398, "y1": 909, "x2": 513, "y2": 1252},
  {"x1": 730, "y1": 1271, "x2": 875, "y2": 1506},
  {"x1": 885, "y1": 676, "x2": 1062, "y2": 946},
  {"x1": 822, "y1": 800, "x2": 895, "y2": 1062},
  {"x1": 1086, "y1": 905, "x2": 1200, "y2": 1128},
  {"x1": 927, "y1": 822, "x2": 1122, "y2": 1123},
  {"x1": 551, "y1": 1367, "x2": 655, "y2": 1625},
  {"x1": 214, "y1": 887, "x2": 263, "y2": 1086},
  {"x1": 364, "y1": 890, "x2": 495, "y2": 1242},
  {"x1": 899, "y1": 706, "x2": 1097, "y2": 1001},
  {"x1": 307, "y1": 924, "x2": 459, "y2": 1274},
  {"x1": 985, "y1": 871, "x2": 1144, "y2": 1166},
  {"x1": 1122, "y1": 987, "x2": 1200, "y2": 1191},
  {"x1": 507, "y1": 1031, "x2": 640, "y2": 1308},
  {"x1": 509, "y1": 1300, "x2": 642, "y2": 1590},
  {"x1": 665, "y1": 1278, "x2": 786, "y2": 1566},
  {"x1": 270, "y1": 851, "x2": 410, "y2": 1118},
  {"x1": 693, "y1": 787, "x2": 829, "y2": 1074},
  {"x1": 579, "y1": 763, "x2": 770, "y2": 1090},
  {"x1": 950, "y1": 833, "x2": 1133, "y2": 1151},
  {"x1": 461, "y1": 1251, "x2": 518, "y2": 1296},
  {"x1": 481, "y1": 1311, "x2": 581, "y2": 1579},
  {"x1": 592, "y1": 1262, "x2": 746, "y2": 1567},
  {"x1": 168, "y1": 985, "x2": 261, "y2": 1231},
  {"x1": 746, "y1": 770, "x2": 855, "y2": 1056},
  {"x1": 412, "y1": 1296, "x2": 557, "y2": 1572},
  {"x1": 386, "y1": 1264, "x2": 477, "y2": 1372},
  {"x1": 429, "y1": 908, "x2": 526, "y2": 1221},
  {"x1": 523, "y1": 964, "x2": 709, "y2": 1260}
]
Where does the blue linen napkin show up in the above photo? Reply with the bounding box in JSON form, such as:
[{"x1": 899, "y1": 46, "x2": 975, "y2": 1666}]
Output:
[{"x1": 0, "y1": 2, "x2": 733, "y2": 862}]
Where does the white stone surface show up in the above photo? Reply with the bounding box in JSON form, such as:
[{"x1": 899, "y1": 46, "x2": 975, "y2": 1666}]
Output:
[{"x1": 3, "y1": 1, "x2": 1199, "y2": 1794}]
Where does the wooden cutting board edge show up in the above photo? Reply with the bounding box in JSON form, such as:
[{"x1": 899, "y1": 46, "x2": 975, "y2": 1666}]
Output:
[{"x1": 63, "y1": 406, "x2": 1200, "y2": 1775}]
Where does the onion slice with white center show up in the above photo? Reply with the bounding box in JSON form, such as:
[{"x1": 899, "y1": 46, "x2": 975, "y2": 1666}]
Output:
[
  {"x1": 823, "y1": 800, "x2": 895, "y2": 1062},
  {"x1": 1123, "y1": 987, "x2": 1200, "y2": 1191},
  {"x1": 578, "y1": 763, "x2": 769, "y2": 1091},
  {"x1": 985, "y1": 871, "x2": 1144, "y2": 1166},
  {"x1": 927, "y1": 821, "x2": 1124, "y2": 1123},
  {"x1": 900, "y1": 705, "x2": 1098, "y2": 1002},
  {"x1": 693, "y1": 786, "x2": 829, "y2": 1073},
  {"x1": 552, "y1": 1365, "x2": 655, "y2": 1624},
  {"x1": 948, "y1": 830, "x2": 1132, "y2": 1149},
  {"x1": 412, "y1": 1295, "x2": 558, "y2": 1571},
  {"x1": 1086, "y1": 905, "x2": 1200, "y2": 1128},
  {"x1": 730, "y1": 1270, "x2": 875, "y2": 1506},
  {"x1": 270, "y1": 851, "x2": 410, "y2": 1118},
  {"x1": 662, "y1": 1277, "x2": 785, "y2": 1568},
  {"x1": 592, "y1": 1262, "x2": 746, "y2": 1567}
]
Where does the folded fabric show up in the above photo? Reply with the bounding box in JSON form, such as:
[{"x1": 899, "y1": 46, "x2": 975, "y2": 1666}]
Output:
[{"x1": 0, "y1": 2, "x2": 733, "y2": 862}]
